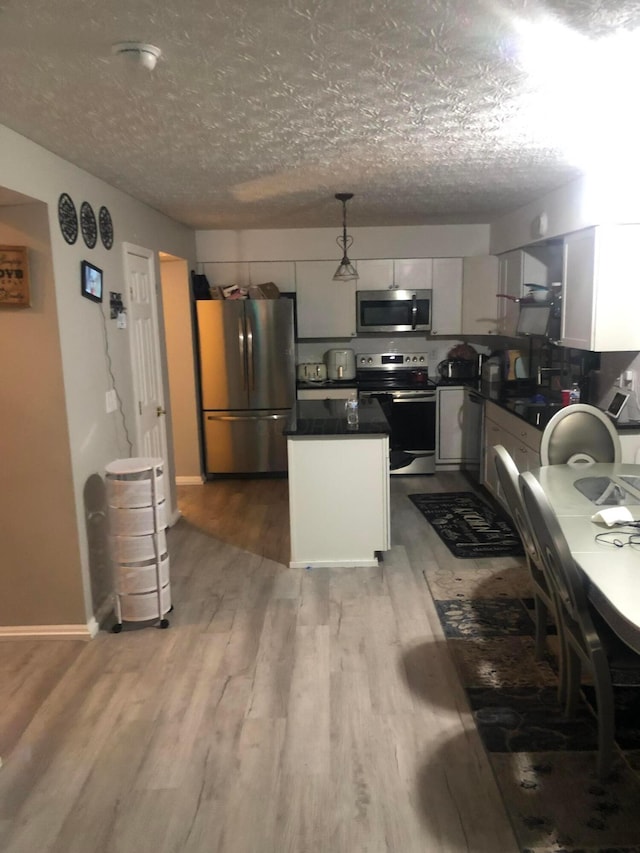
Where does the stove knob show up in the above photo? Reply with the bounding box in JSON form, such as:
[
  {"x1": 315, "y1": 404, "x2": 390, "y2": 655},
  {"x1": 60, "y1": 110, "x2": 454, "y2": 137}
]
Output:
[
  {"x1": 368, "y1": 357, "x2": 373, "y2": 364},
  {"x1": 419, "y1": 356, "x2": 425, "y2": 362},
  {"x1": 412, "y1": 356, "x2": 418, "y2": 363}
]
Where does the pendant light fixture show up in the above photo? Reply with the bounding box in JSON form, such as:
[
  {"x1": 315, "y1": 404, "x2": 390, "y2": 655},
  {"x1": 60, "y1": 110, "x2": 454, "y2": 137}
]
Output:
[{"x1": 332, "y1": 193, "x2": 359, "y2": 282}]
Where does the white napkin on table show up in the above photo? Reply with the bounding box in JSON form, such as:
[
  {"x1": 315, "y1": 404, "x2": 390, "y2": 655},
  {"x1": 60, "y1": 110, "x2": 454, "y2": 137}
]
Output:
[{"x1": 591, "y1": 506, "x2": 635, "y2": 527}]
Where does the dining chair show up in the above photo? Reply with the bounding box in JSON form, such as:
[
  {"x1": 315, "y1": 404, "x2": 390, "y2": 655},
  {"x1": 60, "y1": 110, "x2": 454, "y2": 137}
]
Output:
[
  {"x1": 519, "y1": 470, "x2": 640, "y2": 779},
  {"x1": 540, "y1": 403, "x2": 621, "y2": 466},
  {"x1": 493, "y1": 445, "x2": 559, "y2": 667}
]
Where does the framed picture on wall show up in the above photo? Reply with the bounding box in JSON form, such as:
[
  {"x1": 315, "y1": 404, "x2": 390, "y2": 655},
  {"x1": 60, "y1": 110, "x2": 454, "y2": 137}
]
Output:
[
  {"x1": 0, "y1": 245, "x2": 30, "y2": 308},
  {"x1": 81, "y1": 260, "x2": 103, "y2": 303}
]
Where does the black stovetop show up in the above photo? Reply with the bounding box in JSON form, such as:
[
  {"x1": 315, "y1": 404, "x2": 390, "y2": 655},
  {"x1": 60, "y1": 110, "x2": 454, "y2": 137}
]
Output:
[{"x1": 355, "y1": 370, "x2": 437, "y2": 392}]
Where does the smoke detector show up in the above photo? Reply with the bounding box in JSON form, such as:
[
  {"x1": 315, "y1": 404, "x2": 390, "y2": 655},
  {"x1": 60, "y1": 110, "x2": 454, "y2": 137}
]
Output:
[{"x1": 112, "y1": 42, "x2": 161, "y2": 71}]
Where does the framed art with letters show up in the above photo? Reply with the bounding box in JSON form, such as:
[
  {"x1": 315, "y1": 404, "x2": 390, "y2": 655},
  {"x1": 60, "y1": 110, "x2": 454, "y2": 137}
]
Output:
[{"x1": 0, "y1": 245, "x2": 30, "y2": 308}]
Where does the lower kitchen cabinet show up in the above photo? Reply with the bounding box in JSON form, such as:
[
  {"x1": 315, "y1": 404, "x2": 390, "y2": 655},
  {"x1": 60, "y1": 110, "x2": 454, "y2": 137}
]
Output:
[
  {"x1": 295, "y1": 260, "x2": 356, "y2": 338},
  {"x1": 483, "y1": 401, "x2": 541, "y2": 508},
  {"x1": 297, "y1": 386, "x2": 356, "y2": 401},
  {"x1": 436, "y1": 386, "x2": 465, "y2": 466},
  {"x1": 287, "y1": 434, "x2": 390, "y2": 568}
]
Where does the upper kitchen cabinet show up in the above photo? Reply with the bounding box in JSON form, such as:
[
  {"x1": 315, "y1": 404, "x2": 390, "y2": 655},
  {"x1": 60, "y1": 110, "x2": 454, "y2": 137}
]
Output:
[
  {"x1": 497, "y1": 249, "x2": 547, "y2": 337},
  {"x1": 394, "y1": 258, "x2": 433, "y2": 290},
  {"x1": 561, "y1": 224, "x2": 640, "y2": 351},
  {"x1": 295, "y1": 261, "x2": 356, "y2": 338},
  {"x1": 430, "y1": 258, "x2": 463, "y2": 336},
  {"x1": 461, "y1": 255, "x2": 499, "y2": 335},
  {"x1": 355, "y1": 259, "x2": 394, "y2": 290},
  {"x1": 356, "y1": 258, "x2": 433, "y2": 291}
]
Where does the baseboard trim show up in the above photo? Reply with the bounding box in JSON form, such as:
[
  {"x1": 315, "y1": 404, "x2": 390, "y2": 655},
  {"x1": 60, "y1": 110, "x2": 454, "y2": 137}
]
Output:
[
  {"x1": 0, "y1": 624, "x2": 94, "y2": 640},
  {"x1": 176, "y1": 475, "x2": 204, "y2": 485}
]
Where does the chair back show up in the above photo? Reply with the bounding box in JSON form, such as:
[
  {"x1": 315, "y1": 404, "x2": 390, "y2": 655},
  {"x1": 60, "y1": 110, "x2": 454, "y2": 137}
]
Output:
[
  {"x1": 519, "y1": 471, "x2": 592, "y2": 630},
  {"x1": 493, "y1": 445, "x2": 539, "y2": 563},
  {"x1": 540, "y1": 404, "x2": 621, "y2": 466}
]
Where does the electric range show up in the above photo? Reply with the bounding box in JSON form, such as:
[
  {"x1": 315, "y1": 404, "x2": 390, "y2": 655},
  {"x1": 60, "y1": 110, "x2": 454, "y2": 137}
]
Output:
[{"x1": 356, "y1": 353, "x2": 436, "y2": 475}]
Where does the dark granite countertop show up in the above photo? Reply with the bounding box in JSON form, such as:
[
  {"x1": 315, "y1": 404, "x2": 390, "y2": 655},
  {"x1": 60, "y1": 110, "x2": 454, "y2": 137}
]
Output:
[
  {"x1": 480, "y1": 385, "x2": 640, "y2": 432},
  {"x1": 284, "y1": 397, "x2": 390, "y2": 436},
  {"x1": 296, "y1": 378, "x2": 357, "y2": 390}
]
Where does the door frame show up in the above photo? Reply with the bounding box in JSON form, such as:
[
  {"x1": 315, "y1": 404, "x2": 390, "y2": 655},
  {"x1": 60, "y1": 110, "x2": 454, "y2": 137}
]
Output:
[{"x1": 122, "y1": 242, "x2": 169, "y2": 465}]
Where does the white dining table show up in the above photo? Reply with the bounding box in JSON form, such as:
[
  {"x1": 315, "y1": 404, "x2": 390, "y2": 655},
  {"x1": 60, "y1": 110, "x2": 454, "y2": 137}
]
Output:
[{"x1": 528, "y1": 462, "x2": 640, "y2": 654}]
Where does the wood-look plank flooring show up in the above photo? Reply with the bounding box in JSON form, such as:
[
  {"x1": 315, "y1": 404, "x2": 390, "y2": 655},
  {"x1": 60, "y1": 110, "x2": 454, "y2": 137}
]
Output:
[{"x1": 0, "y1": 473, "x2": 519, "y2": 852}]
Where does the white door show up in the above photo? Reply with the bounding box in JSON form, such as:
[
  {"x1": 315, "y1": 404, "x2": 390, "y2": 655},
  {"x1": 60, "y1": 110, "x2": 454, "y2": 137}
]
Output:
[{"x1": 123, "y1": 244, "x2": 168, "y2": 461}]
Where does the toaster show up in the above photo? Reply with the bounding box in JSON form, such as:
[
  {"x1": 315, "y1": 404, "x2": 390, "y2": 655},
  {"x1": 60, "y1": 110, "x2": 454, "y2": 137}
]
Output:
[{"x1": 297, "y1": 362, "x2": 327, "y2": 382}]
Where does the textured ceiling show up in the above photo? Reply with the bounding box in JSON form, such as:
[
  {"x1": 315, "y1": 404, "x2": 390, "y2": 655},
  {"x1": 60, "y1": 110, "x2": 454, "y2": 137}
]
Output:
[{"x1": 1, "y1": 0, "x2": 639, "y2": 229}]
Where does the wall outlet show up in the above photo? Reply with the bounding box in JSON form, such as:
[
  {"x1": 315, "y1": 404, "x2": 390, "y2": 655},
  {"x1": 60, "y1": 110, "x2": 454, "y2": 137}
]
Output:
[{"x1": 105, "y1": 389, "x2": 118, "y2": 413}]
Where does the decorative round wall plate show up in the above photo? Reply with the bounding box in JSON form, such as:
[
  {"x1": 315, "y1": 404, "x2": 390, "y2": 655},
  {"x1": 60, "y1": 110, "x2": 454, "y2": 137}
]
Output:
[
  {"x1": 99, "y1": 205, "x2": 114, "y2": 250},
  {"x1": 80, "y1": 201, "x2": 98, "y2": 249},
  {"x1": 58, "y1": 193, "x2": 78, "y2": 245}
]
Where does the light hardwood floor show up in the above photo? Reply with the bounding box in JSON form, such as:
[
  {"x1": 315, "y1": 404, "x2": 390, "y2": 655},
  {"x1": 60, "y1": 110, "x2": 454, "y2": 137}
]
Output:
[{"x1": 0, "y1": 473, "x2": 519, "y2": 853}]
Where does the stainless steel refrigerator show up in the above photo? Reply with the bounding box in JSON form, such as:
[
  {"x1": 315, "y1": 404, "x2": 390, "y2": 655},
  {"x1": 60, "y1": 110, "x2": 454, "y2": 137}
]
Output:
[{"x1": 196, "y1": 299, "x2": 295, "y2": 474}]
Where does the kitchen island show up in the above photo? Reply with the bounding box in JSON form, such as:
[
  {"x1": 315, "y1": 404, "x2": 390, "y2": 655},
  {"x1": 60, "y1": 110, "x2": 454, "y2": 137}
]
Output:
[{"x1": 284, "y1": 397, "x2": 390, "y2": 568}]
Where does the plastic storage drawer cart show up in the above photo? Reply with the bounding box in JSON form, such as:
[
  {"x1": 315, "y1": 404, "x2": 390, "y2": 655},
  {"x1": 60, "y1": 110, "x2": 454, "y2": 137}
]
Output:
[{"x1": 106, "y1": 457, "x2": 171, "y2": 631}]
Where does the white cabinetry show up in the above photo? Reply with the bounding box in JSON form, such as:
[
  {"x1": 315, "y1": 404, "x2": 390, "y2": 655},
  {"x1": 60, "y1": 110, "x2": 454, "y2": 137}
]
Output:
[
  {"x1": 394, "y1": 258, "x2": 433, "y2": 290},
  {"x1": 497, "y1": 249, "x2": 547, "y2": 337},
  {"x1": 436, "y1": 386, "x2": 465, "y2": 465},
  {"x1": 106, "y1": 457, "x2": 171, "y2": 631},
  {"x1": 483, "y1": 402, "x2": 541, "y2": 508},
  {"x1": 431, "y1": 258, "x2": 463, "y2": 336},
  {"x1": 356, "y1": 259, "x2": 394, "y2": 290},
  {"x1": 287, "y1": 435, "x2": 390, "y2": 568},
  {"x1": 561, "y1": 224, "x2": 640, "y2": 351},
  {"x1": 356, "y1": 258, "x2": 433, "y2": 291},
  {"x1": 295, "y1": 261, "x2": 356, "y2": 338},
  {"x1": 462, "y1": 256, "x2": 499, "y2": 335},
  {"x1": 297, "y1": 386, "x2": 356, "y2": 401}
]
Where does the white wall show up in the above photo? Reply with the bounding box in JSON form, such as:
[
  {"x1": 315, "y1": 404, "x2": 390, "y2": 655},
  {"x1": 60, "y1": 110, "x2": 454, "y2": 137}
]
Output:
[
  {"x1": 196, "y1": 223, "x2": 491, "y2": 263},
  {"x1": 0, "y1": 123, "x2": 197, "y2": 630}
]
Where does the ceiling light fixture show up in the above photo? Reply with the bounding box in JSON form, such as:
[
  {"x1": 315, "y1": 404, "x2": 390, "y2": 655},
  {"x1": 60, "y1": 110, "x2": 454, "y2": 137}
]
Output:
[
  {"x1": 112, "y1": 42, "x2": 162, "y2": 71},
  {"x1": 332, "y1": 193, "x2": 359, "y2": 282}
]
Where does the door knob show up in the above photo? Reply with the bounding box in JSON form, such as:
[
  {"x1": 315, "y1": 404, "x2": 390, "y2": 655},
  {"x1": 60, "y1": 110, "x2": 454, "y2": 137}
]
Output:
[{"x1": 156, "y1": 406, "x2": 166, "y2": 417}]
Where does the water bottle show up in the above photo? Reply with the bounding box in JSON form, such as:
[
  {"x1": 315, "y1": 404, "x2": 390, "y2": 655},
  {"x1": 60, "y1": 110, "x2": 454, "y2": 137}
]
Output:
[
  {"x1": 569, "y1": 382, "x2": 581, "y2": 404},
  {"x1": 346, "y1": 391, "x2": 359, "y2": 427}
]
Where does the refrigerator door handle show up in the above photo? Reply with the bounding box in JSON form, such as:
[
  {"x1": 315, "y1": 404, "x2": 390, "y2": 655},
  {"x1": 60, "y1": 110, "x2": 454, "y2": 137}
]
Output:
[
  {"x1": 206, "y1": 413, "x2": 287, "y2": 422},
  {"x1": 238, "y1": 315, "x2": 246, "y2": 390},
  {"x1": 246, "y1": 315, "x2": 254, "y2": 391}
]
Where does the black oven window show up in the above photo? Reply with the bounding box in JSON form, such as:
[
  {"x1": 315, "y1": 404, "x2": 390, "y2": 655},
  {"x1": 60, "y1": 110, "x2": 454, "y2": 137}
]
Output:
[
  {"x1": 360, "y1": 298, "x2": 430, "y2": 327},
  {"x1": 388, "y1": 399, "x2": 436, "y2": 451}
]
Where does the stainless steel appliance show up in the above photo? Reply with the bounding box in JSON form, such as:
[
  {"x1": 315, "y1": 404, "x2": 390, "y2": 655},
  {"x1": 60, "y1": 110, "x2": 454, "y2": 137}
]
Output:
[
  {"x1": 356, "y1": 289, "x2": 432, "y2": 334},
  {"x1": 357, "y1": 352, "x2": 436, "y2": 474},
  {"x1": 324, "y1": 348, "x2": 356, "y2": 380},
  {"x1": 196, "y1": 299, "x2": 295, "y2": 474},
  {"x1": 297, "y1": 362, "x2": 327, "y2": 382},
  {"x1": 437, "y1": 358, "x2": 479, "y2": 380},
  {"x1": 461, "y1": 388, "x2": 485, "y2": 483}
]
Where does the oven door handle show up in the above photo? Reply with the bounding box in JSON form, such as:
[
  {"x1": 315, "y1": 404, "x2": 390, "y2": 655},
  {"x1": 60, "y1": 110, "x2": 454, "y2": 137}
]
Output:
[{"x1": 391, "y1": 394, "x2": 436, "y2": 402}]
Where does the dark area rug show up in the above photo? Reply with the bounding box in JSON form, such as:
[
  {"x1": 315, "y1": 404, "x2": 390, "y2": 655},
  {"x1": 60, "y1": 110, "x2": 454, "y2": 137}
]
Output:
[
  {"x1": 422, "y1": 555, "x2": 640, "y2": 853},
  {"x1": 409, "y1": 491, "x2": 524, "y2": 558}
]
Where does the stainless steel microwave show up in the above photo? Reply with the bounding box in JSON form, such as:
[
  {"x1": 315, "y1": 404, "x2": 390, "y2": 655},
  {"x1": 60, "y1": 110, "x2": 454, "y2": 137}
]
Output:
[{"x1": 356, "y1": 289, "x2": 432, "y2": 334}]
